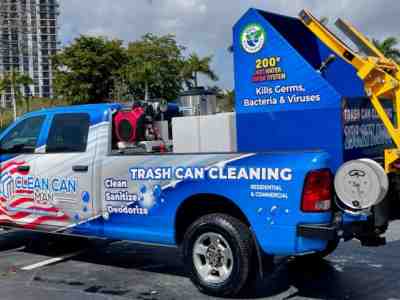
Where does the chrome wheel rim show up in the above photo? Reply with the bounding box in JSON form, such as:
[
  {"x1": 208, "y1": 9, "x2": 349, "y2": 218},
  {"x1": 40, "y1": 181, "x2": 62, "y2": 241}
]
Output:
[{"x1": 193, "y1": 232, "x2": 234, "y2": 284}]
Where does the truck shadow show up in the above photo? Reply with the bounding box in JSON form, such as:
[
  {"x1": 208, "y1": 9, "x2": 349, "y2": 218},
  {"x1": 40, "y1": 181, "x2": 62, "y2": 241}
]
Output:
[
  {"x1": 251, "y1": 241, "x2": 400, "y2": 300},
  {"x1": 0, "y1": 230, "x2": 399, "y2": 299}
]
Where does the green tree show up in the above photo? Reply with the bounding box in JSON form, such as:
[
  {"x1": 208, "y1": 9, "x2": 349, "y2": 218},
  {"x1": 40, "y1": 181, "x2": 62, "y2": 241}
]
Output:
[
  {"x1": 182, "y1": 54, "x2": 218, "y2": 88},
  {"x1": 52, "y1": 36, "x2": 127, "y2": 104},
  {"x1": 0, "y1": 79, "x2": 7, "y2": 126},
  {"x1": 224, "y1": 89, "x2": 235, "y2": 112},
  {"x1": 0, "y1": 70, "x2": 33, "y2": 121},
  {"x1": 207, "y1": 86, "x2": 235, "y2": 112},
  {"x1": 218, "y1": 89, "x2": 235, "y2": 112},
  {"x1": 120, "y1": 34, "x2": 185, "y2": 101},
  {"x1": 372, "y1": 37, "x2": 400, "y2": 63},
  {"x1": 0, "y1": 77, "x2": 6, "y2": 97}
]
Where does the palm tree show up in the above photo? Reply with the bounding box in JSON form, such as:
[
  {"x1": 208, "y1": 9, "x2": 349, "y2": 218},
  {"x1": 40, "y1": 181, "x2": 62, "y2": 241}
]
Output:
[
  {"x1": 0, "y1": 70, "x2": 34, "y2": 121},
  {"x1": 0, "y1": 80, "x2": 7, "y2": 126},
  {"x1": 372, "y1": 37, "x2": 400, "y2": 63},
  {"x1": 225, "y1": 89, "x2": 235, "y2": 112},
  {"x1": 182, "y1": 54, "x2": 218, "y2": 88},
  {"x1": 0, "y1": 78, "x2": 6, "y2": 100},
  {"x1": 18, "y1": 73, "x2": 34, "y2": 112}
]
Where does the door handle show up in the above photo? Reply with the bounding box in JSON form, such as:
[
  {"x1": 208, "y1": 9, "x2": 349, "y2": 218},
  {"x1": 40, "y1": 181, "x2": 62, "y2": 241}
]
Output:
[
  {"x1": 72, "y1": 165, "x2": 89, "y2": 172},
  {"x1": 17, "y1": 165, "x2": 30, "y2": 172}
]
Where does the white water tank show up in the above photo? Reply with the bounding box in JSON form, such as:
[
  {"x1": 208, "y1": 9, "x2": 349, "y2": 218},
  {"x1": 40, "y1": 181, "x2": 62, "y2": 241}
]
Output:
[{"x1": 172, "y1": 113, "x2": 237, "y2": 153}]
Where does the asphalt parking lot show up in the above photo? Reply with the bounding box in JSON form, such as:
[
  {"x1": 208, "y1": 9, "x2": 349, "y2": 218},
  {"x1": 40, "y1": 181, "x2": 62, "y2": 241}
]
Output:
[{"x1": 0, "y1": 223, "x2": 400, "y2": 300}]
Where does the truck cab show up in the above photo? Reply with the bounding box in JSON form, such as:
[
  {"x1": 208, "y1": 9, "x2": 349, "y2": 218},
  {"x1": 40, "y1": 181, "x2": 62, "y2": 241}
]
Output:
[{"x1": 0, "y1": 104, "x2": 114, "y2": 230}]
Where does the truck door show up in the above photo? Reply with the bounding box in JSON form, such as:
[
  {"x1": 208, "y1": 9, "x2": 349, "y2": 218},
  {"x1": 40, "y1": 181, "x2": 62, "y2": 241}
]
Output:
[
  {"x1": 0, "y1": 115, "x2": 47, "y2": 227},
  {"x1": 32, "y1": 113, "x2": 96, "y2": 231}
]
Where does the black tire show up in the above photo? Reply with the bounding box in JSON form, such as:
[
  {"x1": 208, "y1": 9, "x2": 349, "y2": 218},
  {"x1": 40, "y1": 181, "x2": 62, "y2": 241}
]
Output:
[{"x1": 182, "y1": 213, "x2": 254, "y2": 297}]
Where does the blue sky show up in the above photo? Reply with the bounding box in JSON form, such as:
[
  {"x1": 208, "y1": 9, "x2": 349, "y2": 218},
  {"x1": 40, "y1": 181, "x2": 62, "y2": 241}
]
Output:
[{"x1": 59, "y1": 0, "x2": 400, "y2": 90}]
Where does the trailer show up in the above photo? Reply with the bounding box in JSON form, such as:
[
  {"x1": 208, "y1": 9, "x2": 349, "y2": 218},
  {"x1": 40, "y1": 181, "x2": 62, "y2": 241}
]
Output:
[{"x1": 0, "y1": 8, "x2": 398, "y2": 297}]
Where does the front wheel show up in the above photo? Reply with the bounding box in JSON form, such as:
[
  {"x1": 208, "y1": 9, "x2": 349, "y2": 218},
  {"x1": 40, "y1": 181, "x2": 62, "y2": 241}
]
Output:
[{"x1": 182, "y1": 214, "x2": 254, "y2": 297}]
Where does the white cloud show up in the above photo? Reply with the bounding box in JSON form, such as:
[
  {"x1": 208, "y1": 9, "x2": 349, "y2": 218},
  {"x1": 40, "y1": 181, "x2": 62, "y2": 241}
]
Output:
[{"x1": 59, "y1": 0, "x2": 400, "y2": 89}]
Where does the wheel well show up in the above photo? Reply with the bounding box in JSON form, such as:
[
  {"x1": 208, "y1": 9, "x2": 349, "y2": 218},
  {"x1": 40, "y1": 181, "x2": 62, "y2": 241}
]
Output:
[{"x1": 175, "y1": 194, "x2": 250, "y2": 245}]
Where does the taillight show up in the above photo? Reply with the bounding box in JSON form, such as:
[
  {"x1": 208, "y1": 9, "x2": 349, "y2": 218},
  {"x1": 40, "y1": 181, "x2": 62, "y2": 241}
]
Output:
[{"x1": 301, "y1": 169, "x2": 333, "y2": 212}]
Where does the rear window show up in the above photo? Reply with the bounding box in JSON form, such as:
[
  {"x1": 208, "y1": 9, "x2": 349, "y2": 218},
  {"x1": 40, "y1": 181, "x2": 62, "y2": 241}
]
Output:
[{"x1": 46, "y1": 113, "x2": 90, "y2": 153}]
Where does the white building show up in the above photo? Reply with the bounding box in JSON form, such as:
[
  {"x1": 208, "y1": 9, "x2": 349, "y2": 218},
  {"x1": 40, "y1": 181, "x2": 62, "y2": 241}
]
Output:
[{"x1": 0, "y1": 0, "x2": 59, "y2": 107}]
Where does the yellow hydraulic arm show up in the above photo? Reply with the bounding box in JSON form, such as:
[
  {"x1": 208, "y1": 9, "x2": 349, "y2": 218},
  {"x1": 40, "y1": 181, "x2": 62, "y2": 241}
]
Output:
[{"x1": 299, "y1": 10, "x2": 400, "y2": 173}]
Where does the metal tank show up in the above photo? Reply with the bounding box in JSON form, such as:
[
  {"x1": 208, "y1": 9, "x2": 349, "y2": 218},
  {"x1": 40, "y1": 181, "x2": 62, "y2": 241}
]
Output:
[{"x1": 179, "y1": 87, "x2": 217, "y2": 116}]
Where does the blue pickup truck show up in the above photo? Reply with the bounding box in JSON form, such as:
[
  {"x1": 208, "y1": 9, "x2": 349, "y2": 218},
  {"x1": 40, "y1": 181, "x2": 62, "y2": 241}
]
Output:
[{"x1": 0, "y1": 8, "x2": 396, "y2": 297}]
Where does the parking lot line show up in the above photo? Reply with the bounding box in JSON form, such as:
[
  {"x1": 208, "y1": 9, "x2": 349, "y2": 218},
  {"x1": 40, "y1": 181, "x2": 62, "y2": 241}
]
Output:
[
  {"x1": 20, "y1": 250, "x2": 86, "y2": 271},
  {"x1": 0, "y1": 246, "x2": 26, "y2": 257}
]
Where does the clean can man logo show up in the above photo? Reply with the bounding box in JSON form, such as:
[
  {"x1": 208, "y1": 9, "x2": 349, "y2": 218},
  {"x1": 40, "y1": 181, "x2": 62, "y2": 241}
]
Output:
[{"x1": 241, "y1": 23, "x2": 266, "y2": 53}]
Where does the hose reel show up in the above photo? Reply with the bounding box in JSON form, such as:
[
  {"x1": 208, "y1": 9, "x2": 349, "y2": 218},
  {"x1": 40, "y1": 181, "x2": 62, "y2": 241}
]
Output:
[{"x1": 334, "y1": 159, "x2": 389, "y2": 212}]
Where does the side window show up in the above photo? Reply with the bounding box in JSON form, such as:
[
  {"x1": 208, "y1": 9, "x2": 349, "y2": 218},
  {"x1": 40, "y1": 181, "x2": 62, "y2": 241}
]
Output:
[
  {"x1": 0, "y1": 116, "x2": 45, "y2": 154},
  {"x1": 46, "y1": 113, "x2": 90, "y2": 153}
]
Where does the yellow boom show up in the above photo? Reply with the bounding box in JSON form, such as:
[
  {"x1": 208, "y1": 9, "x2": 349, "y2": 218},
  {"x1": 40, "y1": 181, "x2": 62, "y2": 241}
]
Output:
[{"x1": 299, "y1": 10, "x2": 400, "y2": 173}]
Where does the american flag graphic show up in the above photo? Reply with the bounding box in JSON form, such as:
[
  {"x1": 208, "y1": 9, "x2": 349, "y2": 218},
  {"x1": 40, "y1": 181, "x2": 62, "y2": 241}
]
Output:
[{"x1": 0, "y1": 160, "x2": 70, "y2": 230}]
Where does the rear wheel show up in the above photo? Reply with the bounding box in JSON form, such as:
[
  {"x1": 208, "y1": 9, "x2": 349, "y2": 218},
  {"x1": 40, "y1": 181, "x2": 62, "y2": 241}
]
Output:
[{"x1": 182, "y1": 213, "x2": 254, "y2": 297}]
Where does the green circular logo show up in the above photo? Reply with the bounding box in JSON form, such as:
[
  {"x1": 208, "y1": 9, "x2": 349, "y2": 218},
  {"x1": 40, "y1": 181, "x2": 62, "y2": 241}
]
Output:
[{"x1": 241, "y1": 24, "x2": 266, "y2": 54}]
